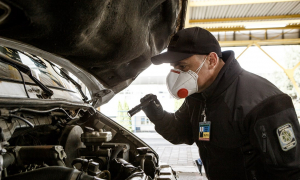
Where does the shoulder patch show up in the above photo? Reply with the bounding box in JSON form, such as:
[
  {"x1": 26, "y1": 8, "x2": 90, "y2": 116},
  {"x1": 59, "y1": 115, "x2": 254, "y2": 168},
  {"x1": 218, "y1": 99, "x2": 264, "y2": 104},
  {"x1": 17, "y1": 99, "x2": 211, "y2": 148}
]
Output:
[{"x1": 276, "y1": 123, "x2": 297, "y2": 151}]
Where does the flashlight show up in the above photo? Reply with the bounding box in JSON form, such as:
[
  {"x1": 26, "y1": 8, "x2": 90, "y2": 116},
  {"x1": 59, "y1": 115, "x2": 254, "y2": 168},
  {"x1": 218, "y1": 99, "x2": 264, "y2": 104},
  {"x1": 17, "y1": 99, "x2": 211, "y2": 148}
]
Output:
[{"x1": 127, "y1": 95, "x2": 155, "y2": 117}]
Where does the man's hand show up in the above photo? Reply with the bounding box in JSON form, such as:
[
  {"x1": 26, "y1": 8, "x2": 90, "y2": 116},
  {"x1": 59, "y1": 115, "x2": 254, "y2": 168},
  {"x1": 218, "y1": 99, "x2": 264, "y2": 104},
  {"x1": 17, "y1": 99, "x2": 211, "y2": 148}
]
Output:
[{"x1": 140, "y1": 94, "x2": 165, "y2": 122}]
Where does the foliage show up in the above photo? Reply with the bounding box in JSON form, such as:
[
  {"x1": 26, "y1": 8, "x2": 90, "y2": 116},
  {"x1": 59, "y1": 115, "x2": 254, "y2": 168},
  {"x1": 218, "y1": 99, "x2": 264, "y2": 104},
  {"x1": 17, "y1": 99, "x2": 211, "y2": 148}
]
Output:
[
  {"x1": 262, "y1": 46, "x2": 300, "y2": 99},
  {"x1": 261, "y1": 45, "x2": 300, "y2": 117},
  {"x1": 123, "y1": 101, "x2": 132, "y2": 132},
  {"x1": 116, "y1": 100, "x2": 132, "y2": 132},
  {"x1": 284, "y1": 46, "x2": 300, "y2": 88}
]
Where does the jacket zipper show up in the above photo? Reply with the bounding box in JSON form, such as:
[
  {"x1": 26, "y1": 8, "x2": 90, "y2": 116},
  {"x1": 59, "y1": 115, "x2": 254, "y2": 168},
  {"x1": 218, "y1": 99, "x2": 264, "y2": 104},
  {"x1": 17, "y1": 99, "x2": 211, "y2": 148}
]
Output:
[
  {"x1": 201, "y1": 97, "x2": 210, "y2": 178},
  {"x1": 260, "y1": 125, "x2": 278, "y2": 165},
  {"x1": 201, "y1": 93, "x2": 207, "y2": 123},
  {"x1": 260, "y1": 126, "x2": 267, "y2": 153},
  {"x1": 251, "y1": 171, "x2": 257, "y2": 180},
  {"x1": 200, "y1": 95, "x2": 209, "y2": 176},
  {"x1": 201, "y1": 105, "x2": 207, "y2": 123}
]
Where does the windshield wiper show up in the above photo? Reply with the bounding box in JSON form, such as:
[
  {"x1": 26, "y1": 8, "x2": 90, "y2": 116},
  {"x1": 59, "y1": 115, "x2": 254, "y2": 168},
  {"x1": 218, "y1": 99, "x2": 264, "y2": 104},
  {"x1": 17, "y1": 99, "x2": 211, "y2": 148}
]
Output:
[
  {"x1": 0, "y1": 52, "x2": 53, "y2": 98},
  {"x1": 47, "y1": 61, "x2": 88, "y2": 102}
]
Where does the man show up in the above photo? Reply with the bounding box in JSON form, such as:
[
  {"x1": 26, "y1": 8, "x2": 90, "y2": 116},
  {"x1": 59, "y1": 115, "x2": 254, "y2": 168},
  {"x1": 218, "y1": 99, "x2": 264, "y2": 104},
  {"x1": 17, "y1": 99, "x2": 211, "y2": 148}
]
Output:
[{"x1": 141, "y1": 27, "x2": 300, "y2": 179}]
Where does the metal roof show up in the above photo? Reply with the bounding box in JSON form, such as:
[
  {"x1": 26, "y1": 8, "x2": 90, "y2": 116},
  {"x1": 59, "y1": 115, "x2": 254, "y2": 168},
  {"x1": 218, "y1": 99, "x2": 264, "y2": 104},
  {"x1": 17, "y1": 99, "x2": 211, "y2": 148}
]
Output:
[
  {"x1": 189, "y1": 1, "x2": 300, "y2": 23},
  {"x1": 190, "y1": 2, "x2": 300, "y2": 19},
  {"x1": 188, "y1": 0, "x2": 300, "y2": 25},
  {"x1": 185, "y1": 0, "x2": 300, "y2": 46}
]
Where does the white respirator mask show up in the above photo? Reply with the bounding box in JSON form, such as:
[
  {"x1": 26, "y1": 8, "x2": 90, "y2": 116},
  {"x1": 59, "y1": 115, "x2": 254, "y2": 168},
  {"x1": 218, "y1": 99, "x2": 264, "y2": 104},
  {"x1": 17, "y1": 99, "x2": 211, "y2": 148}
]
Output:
[{"x1": 166, "y1": 56, "x2": 207, "y2": 99}]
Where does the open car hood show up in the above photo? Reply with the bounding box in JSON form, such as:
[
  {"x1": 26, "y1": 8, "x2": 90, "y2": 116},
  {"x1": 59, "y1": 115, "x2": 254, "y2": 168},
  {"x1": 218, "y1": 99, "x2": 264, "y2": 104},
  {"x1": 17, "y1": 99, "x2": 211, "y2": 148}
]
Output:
[{"x1": 0, "y1": 0, "x2": 187, "y2": 107}]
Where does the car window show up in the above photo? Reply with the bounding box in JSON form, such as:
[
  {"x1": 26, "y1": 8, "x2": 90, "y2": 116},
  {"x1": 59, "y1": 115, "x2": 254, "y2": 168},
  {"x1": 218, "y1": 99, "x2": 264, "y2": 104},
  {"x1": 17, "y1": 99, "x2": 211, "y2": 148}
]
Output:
[{"x1": 0, "y1": 46, "x2": 77, "y2": 91}]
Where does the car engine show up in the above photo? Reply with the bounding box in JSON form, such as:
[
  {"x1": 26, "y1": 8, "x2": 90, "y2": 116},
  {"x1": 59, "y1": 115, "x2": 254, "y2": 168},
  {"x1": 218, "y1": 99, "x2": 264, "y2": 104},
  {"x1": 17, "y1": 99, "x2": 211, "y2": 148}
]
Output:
[{"x1": 0, "y1": 106, "x2": 176, "y2": 180}]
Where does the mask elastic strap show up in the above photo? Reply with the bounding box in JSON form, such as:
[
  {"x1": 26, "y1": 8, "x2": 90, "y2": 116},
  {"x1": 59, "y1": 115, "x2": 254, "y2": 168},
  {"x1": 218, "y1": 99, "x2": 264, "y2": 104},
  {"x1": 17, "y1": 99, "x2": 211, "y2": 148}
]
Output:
[{"x1": 195, "y1": 56, "x2": 207, "y2": 74}]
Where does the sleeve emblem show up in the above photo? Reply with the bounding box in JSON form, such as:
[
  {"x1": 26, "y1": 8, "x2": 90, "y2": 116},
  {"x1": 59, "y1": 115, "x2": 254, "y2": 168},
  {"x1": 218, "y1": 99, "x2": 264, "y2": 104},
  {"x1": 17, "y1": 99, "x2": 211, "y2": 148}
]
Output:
[{"x1": 276, "y1": 123, "x2": 297, "y2": 151}]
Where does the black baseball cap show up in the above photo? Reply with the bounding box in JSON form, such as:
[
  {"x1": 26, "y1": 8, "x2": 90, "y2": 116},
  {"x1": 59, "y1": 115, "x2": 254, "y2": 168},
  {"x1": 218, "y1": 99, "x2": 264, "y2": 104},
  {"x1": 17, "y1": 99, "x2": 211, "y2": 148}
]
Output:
[{"x1": 151, "y1": 27, "x2": 222, "y2": 65}]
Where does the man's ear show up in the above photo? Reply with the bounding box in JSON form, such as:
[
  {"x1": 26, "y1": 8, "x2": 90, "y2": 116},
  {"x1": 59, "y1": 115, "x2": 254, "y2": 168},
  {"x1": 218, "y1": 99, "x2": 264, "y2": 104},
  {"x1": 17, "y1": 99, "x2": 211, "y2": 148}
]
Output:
[{"x1": 207, "y1": 52, "x2": 218, "y2": 69}]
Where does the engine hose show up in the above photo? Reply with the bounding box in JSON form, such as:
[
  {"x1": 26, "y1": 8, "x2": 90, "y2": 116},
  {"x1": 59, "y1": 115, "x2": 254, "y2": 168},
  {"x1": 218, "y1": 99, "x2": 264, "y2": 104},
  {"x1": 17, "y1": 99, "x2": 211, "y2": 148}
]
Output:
[
  {"x1": 100, "y1": 170, "x2": 111, "y2": 180},
  {"x1": 125, "y1": 172, "x2": 145, "y2": 180},
  {"x1": 147, "y1": 150, "x2": 159, "y2": 167},
  {"x1": 9, "y1": 115, "x2": 34, "y2": 128},
  {"x1": 110, "y1": 158, "x2": 147, "y2": 180},
  {"x1": 110, "y1": 145, "x2": 124, "y2": 160},
  {"x1": 107, "y1": 145, "x2": 124, "y2": 171},
  {"x1": 9, "y1": 107, "x2": 85, "y2": 120},
  {"x1": 2, "y1": 153, "x2": 15, "y2": 169}
]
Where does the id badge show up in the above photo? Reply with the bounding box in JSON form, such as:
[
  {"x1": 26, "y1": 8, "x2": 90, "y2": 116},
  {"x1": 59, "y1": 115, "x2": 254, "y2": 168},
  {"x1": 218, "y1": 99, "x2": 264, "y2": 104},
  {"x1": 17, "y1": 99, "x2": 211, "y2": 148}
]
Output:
[{"x1": 199, "y1": 121, "x2": 211, "y2": 141}]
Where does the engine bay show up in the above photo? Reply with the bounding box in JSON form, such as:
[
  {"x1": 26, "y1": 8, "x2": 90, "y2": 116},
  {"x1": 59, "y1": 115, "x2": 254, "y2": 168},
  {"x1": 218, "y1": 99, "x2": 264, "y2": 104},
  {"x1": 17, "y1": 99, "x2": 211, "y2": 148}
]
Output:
[{"x1": 0, "y1": 104, "x2": 176, "y2": 180}]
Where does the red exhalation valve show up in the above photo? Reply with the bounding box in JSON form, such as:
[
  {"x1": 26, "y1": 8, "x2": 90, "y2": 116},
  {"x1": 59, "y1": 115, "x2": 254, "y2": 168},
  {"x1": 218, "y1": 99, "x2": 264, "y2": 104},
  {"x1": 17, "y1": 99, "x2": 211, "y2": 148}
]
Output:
[{"x1": 177, "y1": 88, "x2": 188, "y2": 98}]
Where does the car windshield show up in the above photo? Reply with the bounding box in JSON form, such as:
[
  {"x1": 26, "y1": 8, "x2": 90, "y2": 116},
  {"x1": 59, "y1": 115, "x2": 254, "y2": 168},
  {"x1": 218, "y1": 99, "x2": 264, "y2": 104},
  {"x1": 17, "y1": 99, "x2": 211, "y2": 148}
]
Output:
[{"x1": 0, "y1": 46, "x2": 78, "y2": 92}]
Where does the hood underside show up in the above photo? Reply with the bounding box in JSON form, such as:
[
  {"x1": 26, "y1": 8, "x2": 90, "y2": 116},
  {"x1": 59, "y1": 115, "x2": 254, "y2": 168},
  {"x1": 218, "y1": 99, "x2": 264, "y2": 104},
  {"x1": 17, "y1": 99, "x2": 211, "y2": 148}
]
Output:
[{"x1": 0, "y1": 0, "x2": 186, "y2": 95}]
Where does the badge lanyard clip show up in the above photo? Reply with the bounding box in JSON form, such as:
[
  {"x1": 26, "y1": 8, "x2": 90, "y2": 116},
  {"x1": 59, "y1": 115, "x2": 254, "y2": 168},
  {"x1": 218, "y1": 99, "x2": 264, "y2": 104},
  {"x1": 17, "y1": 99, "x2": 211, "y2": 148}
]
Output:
[{"x1": 201, "y1": 109, "x2": 207, "y2": 123}]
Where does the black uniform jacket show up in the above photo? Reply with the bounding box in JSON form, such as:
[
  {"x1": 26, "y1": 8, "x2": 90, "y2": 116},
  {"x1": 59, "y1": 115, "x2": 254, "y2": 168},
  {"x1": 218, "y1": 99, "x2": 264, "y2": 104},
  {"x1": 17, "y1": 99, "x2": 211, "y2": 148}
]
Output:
[{"x1": 153, "y1": 50, "x2": 300, "y2": 180}]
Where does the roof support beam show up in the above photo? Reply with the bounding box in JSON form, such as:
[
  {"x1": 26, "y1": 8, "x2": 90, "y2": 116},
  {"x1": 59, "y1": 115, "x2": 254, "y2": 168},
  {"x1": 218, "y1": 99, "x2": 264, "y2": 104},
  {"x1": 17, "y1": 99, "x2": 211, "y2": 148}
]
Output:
[
  {"x1": 190, "y1": 0, "x2": 300, "y2": 7},
  {"x1": 188, "y1": 19, "x2": 300, "y2": 29},
  {"x1": 190, "y1": 14, "x2": 300, "y2": 23},
  {"x1": 235, "y1": 41, "x2": 300, "y2": 96},
  {"x1": 204, "y1": 25, "x2": 300, "y2": 32},
  {"x1": 219, "y1": 38, "x2": 300, "y2": 47},
  {"x1": 254, "y1": 42, "x2": 300, "y2": 96}
]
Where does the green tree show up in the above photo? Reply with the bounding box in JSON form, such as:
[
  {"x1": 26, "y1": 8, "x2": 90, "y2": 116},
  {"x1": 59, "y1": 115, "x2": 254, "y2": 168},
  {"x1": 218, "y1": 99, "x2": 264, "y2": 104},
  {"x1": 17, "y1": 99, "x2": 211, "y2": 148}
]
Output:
[
  {"x1": 116, "y1": 101, "x2": 123, "y2": 124},
  {"x1": 116, "y1": 100, "x2": 132, "y2": 132},
  {"x1": 283, "y1": 46, "x2": 300, "y2": 117},
  {"x1": 263, "y1": 46, "x2": 300, "y2": 99},
  {"x1": 273, "y1": 46, "x2": 300, "y2": 99},
  {"x1": 284, "y1": 46, "x2": 300, "y2": 91},
  {"x1": 123, "y1": 101, "x2": 132, "y2": 132},
  {"x1": 263, "y1": 45, "x2": 300, "y2": 117}
]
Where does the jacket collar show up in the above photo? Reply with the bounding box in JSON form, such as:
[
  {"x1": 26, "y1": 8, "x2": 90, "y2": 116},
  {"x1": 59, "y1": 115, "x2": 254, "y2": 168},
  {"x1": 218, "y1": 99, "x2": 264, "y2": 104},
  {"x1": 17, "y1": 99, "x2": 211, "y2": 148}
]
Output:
[{"x1": 190, "y1": 50, "x2": 243, "y2": 101}]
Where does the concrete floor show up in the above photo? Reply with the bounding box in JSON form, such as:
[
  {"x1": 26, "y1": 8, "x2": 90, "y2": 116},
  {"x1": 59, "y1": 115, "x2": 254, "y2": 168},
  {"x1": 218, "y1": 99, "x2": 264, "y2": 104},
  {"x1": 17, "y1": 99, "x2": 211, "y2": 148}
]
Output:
[
  {"x1": 134, "y1": 132, "x2": 208, "y2": 180},
  {"x1": 173, "y1": 166, "x2": 208, "y2": 180},
  {"x1": 177, "y1": 172, "x2": 207, "y2": 180}
]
